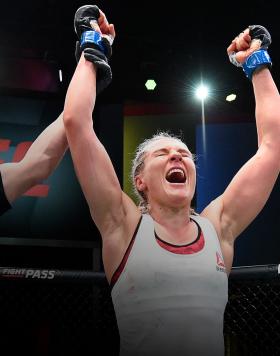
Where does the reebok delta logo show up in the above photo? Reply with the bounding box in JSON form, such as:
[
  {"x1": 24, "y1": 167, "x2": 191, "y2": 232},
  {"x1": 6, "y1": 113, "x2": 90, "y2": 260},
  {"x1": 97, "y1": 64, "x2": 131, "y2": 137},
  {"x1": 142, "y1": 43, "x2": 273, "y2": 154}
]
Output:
[{"x1": 216, "y1": 251, "x2": 226, "y2": 273}]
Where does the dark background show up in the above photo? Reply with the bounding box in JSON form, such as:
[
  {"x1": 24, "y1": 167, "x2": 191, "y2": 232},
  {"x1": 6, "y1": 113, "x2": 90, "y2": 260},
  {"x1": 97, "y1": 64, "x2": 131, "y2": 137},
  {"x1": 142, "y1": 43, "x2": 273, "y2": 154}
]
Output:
[
  {"x1": 0, "y1": 0, "x2": 279, "y2": 107},
  {"x1": 0, "y1": 0, "x2": 279, "y2": 269}
]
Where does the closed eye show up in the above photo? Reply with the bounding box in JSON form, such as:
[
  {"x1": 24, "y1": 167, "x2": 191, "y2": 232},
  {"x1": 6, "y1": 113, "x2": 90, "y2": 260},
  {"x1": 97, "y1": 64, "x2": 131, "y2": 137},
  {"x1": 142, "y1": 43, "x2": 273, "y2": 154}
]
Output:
[
  {"x1": 183, "y1": 153, "x2": 193, "y2": 159},
  {"x1": 153, "y1": 148, "x2": 193, "y2": 159},
  {"x1": 179, "y1": 150, "x2": 193, "y2": 159},
  {"x1": 153, "y1": 149, "x2": 169, "y2": 157}
]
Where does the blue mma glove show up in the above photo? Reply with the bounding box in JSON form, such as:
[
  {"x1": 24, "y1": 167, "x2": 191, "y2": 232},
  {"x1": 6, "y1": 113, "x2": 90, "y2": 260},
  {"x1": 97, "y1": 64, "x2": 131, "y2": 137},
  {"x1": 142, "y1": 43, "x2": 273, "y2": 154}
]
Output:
[
  {"x1": 242, "y1": 25, "x2": 272, "y2": 79},
  {"x1": 229, "y1": 25, "x2": 272, "y2": 80},
  {"x1": 74, "y1": 5, "x2": 113, "y2": 94}
]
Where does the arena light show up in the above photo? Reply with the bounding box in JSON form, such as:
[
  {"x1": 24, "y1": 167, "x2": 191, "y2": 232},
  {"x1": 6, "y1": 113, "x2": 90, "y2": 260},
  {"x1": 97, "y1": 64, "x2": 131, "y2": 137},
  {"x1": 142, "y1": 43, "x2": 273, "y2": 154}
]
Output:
[
  {"x1": 145, "y1": 79, "x2": 157, "y2": 91},
  {"x1": 195, "y1": 84, "x2": 209, "y2": 101},
  {"x1": 195, "y1": 82, "x2": 210, "y2": 156},
  {"x1": 59, "y1": 69, "x2": 63, "y2": 82},
  {"x1": 226, "y1": 93, "x2": 237, "y2": 102}
]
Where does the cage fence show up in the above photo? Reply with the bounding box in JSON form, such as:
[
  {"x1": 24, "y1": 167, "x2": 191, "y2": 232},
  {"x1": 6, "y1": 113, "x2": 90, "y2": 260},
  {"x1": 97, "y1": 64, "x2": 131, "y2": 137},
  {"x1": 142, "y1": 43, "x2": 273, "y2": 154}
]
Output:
[{"x1": 0, "y1": 265, "x2": 279, "y2": 355}]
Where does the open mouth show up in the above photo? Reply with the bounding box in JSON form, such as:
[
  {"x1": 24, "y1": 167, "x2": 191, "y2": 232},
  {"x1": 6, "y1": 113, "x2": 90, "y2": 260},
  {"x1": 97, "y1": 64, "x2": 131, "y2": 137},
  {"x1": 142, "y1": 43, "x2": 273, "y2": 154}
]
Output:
[{"x1": 165, "y1": 168, "x2": 186, "y2": 184}]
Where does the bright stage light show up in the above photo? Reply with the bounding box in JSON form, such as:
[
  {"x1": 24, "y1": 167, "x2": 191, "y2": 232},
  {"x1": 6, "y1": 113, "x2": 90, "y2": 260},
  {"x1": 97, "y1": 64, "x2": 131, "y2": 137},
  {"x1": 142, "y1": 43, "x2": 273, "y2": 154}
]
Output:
[
  {"x1": 195, "y1": 84, "x2": 209, "y2": 101},
  {"x1": 226, "y1": 93, "x2": 236, "y2": 102},
  {"x1": 145, "y1": 79, "x2": 157, "y2": 91}
]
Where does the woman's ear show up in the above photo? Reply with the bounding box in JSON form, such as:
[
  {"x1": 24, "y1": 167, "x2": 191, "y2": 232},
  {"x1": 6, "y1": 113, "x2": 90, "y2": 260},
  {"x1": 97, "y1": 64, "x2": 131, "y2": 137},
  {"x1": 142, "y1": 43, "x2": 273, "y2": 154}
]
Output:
[{"x1": 135, "y1": 175, "x2": 146, "y2": 192}]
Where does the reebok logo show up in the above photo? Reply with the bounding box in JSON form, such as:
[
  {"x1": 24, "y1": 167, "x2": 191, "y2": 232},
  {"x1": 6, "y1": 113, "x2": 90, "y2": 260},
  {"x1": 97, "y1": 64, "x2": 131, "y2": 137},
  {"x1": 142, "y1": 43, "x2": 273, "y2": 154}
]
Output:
[{"x1": 216, "y1": 251, "x2": 226, "y2": 273}]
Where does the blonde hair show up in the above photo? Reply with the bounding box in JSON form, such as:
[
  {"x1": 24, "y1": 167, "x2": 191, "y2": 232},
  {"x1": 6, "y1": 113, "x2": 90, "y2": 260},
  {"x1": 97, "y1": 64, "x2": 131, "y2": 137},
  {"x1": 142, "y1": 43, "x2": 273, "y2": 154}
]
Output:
[{"x1": 131, "y1": 132, "x2": 196, "y2": 214}]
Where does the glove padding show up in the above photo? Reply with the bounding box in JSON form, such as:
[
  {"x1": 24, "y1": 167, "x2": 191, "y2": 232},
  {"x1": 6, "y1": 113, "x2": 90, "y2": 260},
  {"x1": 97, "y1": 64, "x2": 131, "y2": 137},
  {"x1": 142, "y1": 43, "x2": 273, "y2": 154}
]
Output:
[
  {"x1": 75, "y1": 41, "x2": 112, "y2": 94},
  {"x1": 74, "y1": 5, "x2": 100, "y2": 39},
  {"x1": 249, "y1": 25, "x2": 271, "y2": 49}
]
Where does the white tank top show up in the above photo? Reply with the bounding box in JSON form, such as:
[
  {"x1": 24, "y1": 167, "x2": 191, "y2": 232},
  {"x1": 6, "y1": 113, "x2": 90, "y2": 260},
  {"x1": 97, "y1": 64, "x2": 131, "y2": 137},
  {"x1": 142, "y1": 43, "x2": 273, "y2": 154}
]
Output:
[{"x1": 111, "y1": 214, "x2": 228, "y2": 356}]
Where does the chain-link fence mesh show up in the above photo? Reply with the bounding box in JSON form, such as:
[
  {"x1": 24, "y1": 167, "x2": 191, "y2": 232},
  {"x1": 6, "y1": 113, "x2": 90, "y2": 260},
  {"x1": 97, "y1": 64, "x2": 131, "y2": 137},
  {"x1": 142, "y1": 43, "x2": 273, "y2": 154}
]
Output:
[
  {"x1": 224, "y1": 265, "x2": 280, "y2": 356},
  {"x1": 0, "y1": 270, "x2": 119, "y2": 356},
  {"x1": 0, "y1": 266, "x2": 279, "y2": 355}
]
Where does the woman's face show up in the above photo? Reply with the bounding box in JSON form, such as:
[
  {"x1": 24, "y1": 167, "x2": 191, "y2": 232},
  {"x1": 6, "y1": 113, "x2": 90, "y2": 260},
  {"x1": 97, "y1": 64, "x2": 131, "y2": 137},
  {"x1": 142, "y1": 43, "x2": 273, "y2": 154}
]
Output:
[{"x1": 135, "y1": 138, "x2": 196, "y2": 209}]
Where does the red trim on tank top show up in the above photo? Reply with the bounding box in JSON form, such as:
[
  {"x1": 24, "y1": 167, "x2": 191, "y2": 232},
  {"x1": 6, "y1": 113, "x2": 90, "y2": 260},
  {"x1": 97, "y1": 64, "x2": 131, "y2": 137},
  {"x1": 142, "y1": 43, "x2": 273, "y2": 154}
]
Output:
[
  {"x1": 110, "y1": 216, "x2": 142, "y2": 290},
  {"x1": 155, "y1": 218, "x2": 205, "y2": 254},
  {"x1": 110, "y1": 217, "x2": 204, "y2": 289}
]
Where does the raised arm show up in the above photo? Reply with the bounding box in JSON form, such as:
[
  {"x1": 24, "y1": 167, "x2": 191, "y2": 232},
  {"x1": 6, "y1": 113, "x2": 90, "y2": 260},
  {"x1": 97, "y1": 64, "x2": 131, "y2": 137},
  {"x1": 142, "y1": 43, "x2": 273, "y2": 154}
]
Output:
[
  {"x1": 63, "y1": 6, "x2": 139, "y2": 237},
  {"x1": 203, "y1": 26, "x2": 280, "y2": 251},
  {"x1": 0, "y1": 113, "x2": 67, "y2": 205}
]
